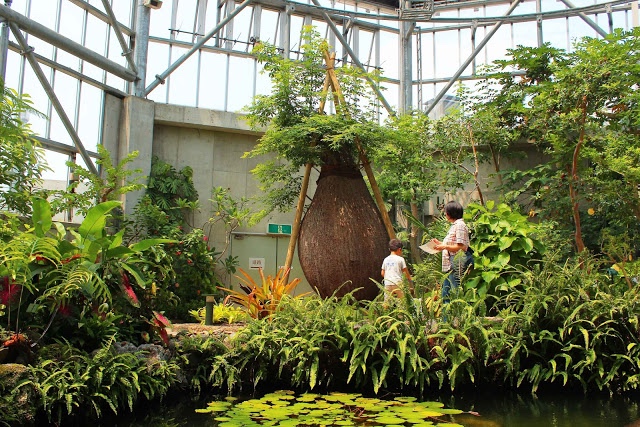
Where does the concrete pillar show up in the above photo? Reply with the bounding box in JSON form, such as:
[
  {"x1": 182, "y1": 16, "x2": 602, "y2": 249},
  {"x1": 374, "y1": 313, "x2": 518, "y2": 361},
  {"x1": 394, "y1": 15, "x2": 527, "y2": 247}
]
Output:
[{"x1": 108, "y1": 95, "x2": 155, "y2": 215}]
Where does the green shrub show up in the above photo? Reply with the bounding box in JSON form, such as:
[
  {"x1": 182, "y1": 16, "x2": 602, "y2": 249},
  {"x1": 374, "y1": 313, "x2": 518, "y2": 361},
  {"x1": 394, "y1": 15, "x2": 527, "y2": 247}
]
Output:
[{"x1": 465, "y1": 201, "x2": 546, "y2": 302}]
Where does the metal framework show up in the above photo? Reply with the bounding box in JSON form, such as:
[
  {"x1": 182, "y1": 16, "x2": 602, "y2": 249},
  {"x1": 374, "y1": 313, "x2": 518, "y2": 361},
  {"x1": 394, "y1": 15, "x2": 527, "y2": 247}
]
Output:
[{"x1": 0, "y1": 0, "x2": 638, "y2": 209}]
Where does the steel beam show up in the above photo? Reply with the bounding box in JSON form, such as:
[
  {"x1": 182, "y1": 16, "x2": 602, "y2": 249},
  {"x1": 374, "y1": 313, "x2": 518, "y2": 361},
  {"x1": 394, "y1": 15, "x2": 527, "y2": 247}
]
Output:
[
  {"x1": 425, "y1": 0, "x2": 521, "y2": 116},
  {"x1": 11, "y1": 22, "x2": 99, "y2": 176},
  {"x1": 399, "y1": 10, "x2": 414, "y2": 114},
  {"x1": 0, "y1": 4, "x2": 137, "y2": 82},
  {"x1": 101, "y1": 0, "x2": 137, "y2": 74},
  {"x1": 143, "y1": 0, "x2": 253, "y2": 97}
]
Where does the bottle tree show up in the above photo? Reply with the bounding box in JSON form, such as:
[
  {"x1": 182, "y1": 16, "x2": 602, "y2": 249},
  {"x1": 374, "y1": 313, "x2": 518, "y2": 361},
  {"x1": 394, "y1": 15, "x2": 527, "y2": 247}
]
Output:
[{"x1": 244, "y1": 29, "x2": 393, "y2": 300}]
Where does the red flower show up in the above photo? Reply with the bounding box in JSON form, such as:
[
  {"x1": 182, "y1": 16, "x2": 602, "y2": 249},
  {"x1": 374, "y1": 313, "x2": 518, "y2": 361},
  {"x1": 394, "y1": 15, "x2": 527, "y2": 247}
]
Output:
[
  {"x1": 203, "y1": 236, "x2": 208, "y2": 242},
  {"x1": 0, "y1": 277, "x2": 20, "y2": 305},
  {"x1": 58, "y1": 304, "x2": 72, "y2": 317},
  {"x1": 61, "y1": 254, "x2": 82, "y2": 264},
  {"x1": 176, "y1": 251, "x2": 182, "y2": 256},
  {"x1": 120, "y1": 273, "x2": 140, "y2": 308}
]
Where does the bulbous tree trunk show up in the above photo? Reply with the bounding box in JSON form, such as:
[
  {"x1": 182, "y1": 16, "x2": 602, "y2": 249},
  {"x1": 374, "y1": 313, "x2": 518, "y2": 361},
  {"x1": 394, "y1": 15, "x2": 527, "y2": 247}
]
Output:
[{"x1": 298, "y1": 164, "x2": 389, "y2": 300}]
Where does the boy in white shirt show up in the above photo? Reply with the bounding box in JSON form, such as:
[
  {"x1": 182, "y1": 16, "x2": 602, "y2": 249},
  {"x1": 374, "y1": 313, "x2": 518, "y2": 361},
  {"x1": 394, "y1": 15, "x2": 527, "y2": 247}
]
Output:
[{"x1": 381, "y1": 239, "x2": 413, "y2": 300}]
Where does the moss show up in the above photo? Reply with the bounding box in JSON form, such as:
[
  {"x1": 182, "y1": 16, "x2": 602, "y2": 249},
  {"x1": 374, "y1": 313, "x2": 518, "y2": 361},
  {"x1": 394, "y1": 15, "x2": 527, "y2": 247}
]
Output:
[{"x1": 0, "y1": 363, "x2": 38, "y2": 426}]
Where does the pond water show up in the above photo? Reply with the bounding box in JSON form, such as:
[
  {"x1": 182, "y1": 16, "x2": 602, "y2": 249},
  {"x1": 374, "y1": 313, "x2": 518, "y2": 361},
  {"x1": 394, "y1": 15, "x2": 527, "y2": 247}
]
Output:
[{"x1": 97, "y1": 389, "x2": 640, "y2": 427}]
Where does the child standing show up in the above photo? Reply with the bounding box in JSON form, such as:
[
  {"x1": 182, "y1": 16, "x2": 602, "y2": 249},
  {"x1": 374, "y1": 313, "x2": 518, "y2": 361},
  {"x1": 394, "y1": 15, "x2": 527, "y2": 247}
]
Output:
[{"x1": 381, "y1": 239, "x2": 413, "y2": 300}]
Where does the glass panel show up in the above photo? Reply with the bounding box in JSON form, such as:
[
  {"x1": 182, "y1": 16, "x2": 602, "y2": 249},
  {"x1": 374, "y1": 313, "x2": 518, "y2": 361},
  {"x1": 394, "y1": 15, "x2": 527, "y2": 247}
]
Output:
[
  {"x1": 149, "y1": 0, "x2": 174, "y2": 38},
  {"x1": 358, "y1": 29, "x2": 374, "y2": 68},
  {"x1": 420, "y1": 31, "x2": 435, "y2": 80},
  {"x1": 312, "y1": 19, "x2": 329, "y2": 44},
  {"x1": 77, "y1": 84, "x2": 104, "y2": 152},
  {"x1": 513, "y1": 20, "x2": 538, "y2": 48},
  {"x1": 197, "y1": 52, "x2": 227, "y2": 110},
  {"x1": 42, "y1": 152, "x2": 70, "y2": 181},
  {"x1": 458, "y1": 27, "x2": 473, "y2": 75},
  {"x1": 84, "y1": 14, "x2": 108, "y2": 56},
  {"x1": 227, "y1": 56, "x2": 255, "y2": 112},
  {"x1": 49, "y1": 73, "x2": 80, "y2": 142},
  {"x1": 59, "y1": 1, "x2": 84, "y2": 42},
  {"x1": 485, "y1": 24, "x2": 512, "y2": 65},
  {"x1": 434, "y1": 30, "x2": 460, "y2": 78},
  {"x1": 610, "y1": 10, "x2": 628, "y2": 30},
  {"x1": 541, "y1": 18, "x2": 569, "y2": 50},
  {"x1": 106, "y1": 26, "x2": 128, "y2": 68},
  {"x1": 568, "y1": 16, "x2": 601, "y2": 49},
  {"x1": 145, "y1": 42, "x2": 171, "y2": 103},
  {"x1": 28, "y1": 0, "x2": 58, "y2": 32},
  {"x1": 379, "y1": 30, "x2": 398, "y2": 80},
  {"x1": 110, "y1": 0, "x2": 134, "y2": 28},
  {"x1": 289, "y1": 15, "x2": 304, "y2": 56},
  {"x1": 10, "y1": 0, "x2": 29, "y2": 15},
  {"x1": 255, "y1": 61, "x2": 272, "y2": 97},
  {"x1": 167, "y1": 46, "x2": 198, "y2": 107},
  {"x1": 4, "y1": 51, "x2": 23, "y2": 91},
  {"x1": 231, "y1": 4, "x2": 252, "y2": 41},
  {"x1": 173, "y1": 0, "x2": 199, "y2": 42},
  {"x1": 515, "y1": 0, "x2": 537, "y2": 14},
  {"x1": 20, "y1": 65, "x2": 51, "y2": 137},
  {"x1": 56, "y1": 50, "x2": 80, "y2": 71}
]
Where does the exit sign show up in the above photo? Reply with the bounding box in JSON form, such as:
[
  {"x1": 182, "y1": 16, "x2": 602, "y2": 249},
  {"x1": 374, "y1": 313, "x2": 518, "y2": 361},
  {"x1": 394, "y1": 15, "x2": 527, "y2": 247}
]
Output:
[{"x1": 267, "y1": 223, "x2": 292, "y2": 235}]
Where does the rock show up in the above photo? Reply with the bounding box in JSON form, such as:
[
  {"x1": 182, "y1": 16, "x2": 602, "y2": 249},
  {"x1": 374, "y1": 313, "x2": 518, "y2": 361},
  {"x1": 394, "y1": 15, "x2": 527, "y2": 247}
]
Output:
[{"x1": 0, "y1": 363, "x2": 38, "y2": 425}]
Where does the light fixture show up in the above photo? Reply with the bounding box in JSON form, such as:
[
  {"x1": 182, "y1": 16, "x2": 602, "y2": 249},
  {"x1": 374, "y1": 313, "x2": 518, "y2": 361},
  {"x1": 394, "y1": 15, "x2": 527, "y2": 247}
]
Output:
[{"x1": 143, "y1": 0, "x2": 163, "y2": 9}]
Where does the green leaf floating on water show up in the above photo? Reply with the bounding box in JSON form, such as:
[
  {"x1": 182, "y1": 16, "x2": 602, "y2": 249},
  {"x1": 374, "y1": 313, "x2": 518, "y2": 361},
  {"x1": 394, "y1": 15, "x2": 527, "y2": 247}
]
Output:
[
  {"x1": 196, "y1": 400, "x2": 232, "y2": 413},
  {"x1": 198, "y1": 390, "x2": 468, "y2": 426}
]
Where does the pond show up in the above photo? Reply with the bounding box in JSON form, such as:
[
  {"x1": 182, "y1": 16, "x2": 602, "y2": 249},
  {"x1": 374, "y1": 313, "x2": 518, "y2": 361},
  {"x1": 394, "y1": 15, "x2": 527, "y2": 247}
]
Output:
[{"x1": 96, "y1": 389, "x2": 640, "y2": 427}]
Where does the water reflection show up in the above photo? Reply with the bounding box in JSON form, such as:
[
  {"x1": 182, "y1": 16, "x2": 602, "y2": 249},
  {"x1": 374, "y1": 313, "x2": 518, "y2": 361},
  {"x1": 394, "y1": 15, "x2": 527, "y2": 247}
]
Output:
[
  {"x1": 100, "y1": 390, "x2": 640, "y2": 427},
  {"x1": 443, "y1": 390, "x2": 640, "y2": 427}
]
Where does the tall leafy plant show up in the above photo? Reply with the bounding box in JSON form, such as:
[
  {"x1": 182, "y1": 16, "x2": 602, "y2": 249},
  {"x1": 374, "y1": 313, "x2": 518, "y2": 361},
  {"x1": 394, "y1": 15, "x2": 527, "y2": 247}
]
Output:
[
  {"x1": 464, "y1": 201, "x2": 545, "y2": 301},
  {"x1": 0, "y1": 82, "x2": 48, "y2": 215},
  {"x1": 477, "y1": 28, "x2": 640, "y2": 253},
  {"x1": 49, "y1": 145, "x2": 145, "y2": 218}
]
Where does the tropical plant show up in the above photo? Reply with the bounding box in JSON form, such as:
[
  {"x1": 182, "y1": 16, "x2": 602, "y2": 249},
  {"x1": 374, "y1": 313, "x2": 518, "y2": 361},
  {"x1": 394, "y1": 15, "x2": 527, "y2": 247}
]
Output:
[
  {"x1": 218, "y1": 267, "x2": 310, "y2": 320},
  {"x1": 160, "y1": 228, "x2": 220, "y2": 321},
  {"x1": 464, "y1": 201, "x2": 545, "y2": 303},
  {"x1": 18, "y1": 340, "x2": 179, "y2": 424},
  {"x1": 495, "y1": 255, "x2": 640, "y2": 393},
  {"x1": 145, "y1": 156, "x2": 199, "y2": 228},
  {"x1": 48, "y1": 144, "x2": 146, "y2": 218},
  {"x1": 0, "y1": 82, "x2": 48, "y2": 216},
  {"x1": 477, "y1": 28, "x2": 640, "y2": 254},
  {"x1": 0, "y1": 198, "x2": 174, "y2": 351}
]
